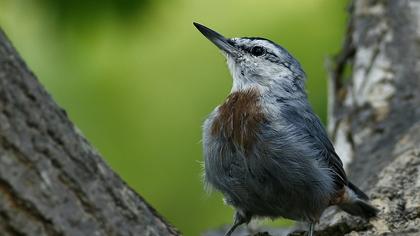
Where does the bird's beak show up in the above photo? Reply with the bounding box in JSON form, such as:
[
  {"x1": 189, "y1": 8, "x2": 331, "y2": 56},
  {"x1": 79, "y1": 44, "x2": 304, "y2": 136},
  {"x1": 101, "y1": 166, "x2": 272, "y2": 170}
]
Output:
[{"x1": 193, "y1": 22, "x2": 238, "y2": 56}]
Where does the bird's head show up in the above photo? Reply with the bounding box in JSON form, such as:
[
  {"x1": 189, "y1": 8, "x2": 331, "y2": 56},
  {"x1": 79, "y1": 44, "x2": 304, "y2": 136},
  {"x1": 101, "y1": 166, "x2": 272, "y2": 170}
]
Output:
[{"x1": 194, "y1": 22, "x2": 306, "y2": 98}]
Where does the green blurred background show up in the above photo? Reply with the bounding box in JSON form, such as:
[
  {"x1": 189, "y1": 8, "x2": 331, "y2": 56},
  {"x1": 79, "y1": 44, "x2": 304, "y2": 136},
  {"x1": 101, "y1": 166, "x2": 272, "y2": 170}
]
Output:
[{"x1": 0, "y1": 0, "x2": 347, "y2": 235}]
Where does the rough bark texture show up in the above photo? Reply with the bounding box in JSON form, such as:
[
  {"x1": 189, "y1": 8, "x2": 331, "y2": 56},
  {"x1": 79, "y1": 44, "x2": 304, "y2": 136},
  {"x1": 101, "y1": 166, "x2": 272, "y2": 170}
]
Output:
[
  {"x1": 206, "y1": 0, "x2": 420, "y2": 235},
  {"x1": 322, "y1": 0, "x2": 420, "y2": 235},
  {"x1": 0, "y1": 29, "x2": 179, "y2": 236}
]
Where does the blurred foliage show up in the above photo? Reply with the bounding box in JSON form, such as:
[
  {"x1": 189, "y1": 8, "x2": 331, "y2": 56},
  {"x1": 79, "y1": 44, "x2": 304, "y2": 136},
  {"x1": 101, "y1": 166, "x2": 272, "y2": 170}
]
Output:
[
  {"x1": 0, "y1": 0, "x2": 347, "y2": 235},
  {"x1": 38, "y1": 0, "x2": 150, "y2": 22}
]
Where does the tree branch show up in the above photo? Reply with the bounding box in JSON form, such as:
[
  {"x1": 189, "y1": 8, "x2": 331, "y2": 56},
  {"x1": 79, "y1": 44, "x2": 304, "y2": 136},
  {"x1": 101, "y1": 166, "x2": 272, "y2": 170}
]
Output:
[{"x1": 0, "y1": 28, "x2": 179, "y2": 236}]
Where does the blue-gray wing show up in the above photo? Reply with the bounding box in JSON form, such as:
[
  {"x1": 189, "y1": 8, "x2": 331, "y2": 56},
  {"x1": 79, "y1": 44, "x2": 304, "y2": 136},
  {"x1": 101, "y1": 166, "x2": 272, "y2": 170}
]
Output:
[{"x1": 277, "y1": 103, "x2": 347, "y2": 189}]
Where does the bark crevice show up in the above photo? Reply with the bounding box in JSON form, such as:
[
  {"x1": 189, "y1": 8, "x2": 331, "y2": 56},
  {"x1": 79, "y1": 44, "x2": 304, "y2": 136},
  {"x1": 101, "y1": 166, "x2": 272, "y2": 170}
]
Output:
[{"x1": 0, "y1": 28, "x2": 179, "y2": 236}]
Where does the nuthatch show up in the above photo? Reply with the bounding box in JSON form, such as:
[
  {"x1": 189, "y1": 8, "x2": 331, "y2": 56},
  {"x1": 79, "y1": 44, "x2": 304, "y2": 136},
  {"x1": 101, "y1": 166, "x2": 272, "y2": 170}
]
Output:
[{"x1": 194, "y1": 22, "x2": 378, "y2": 236}]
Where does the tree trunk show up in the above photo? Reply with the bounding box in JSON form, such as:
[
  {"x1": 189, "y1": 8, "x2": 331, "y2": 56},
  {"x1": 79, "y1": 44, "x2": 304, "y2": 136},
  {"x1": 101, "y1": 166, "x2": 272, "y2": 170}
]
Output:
[
  {"x1": 321, "y1": 0, "x2": 420, "y2": 235},
  {"x1": 207, "y1": 0, "x2": 420, "y2": 235},
  {"x1": 0, "y1": 29, "x2": 179, "y2": 236}
]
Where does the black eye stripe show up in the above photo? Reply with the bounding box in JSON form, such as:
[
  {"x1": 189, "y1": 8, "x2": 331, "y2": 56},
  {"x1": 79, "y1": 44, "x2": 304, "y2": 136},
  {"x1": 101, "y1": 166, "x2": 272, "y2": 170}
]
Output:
[
  {"x1": 237, "y1": 45, "x2": 248, "y2": 52},
  {"x1": 266, "y1": 51, "x2": 278, "y2": 58},
  {"x1": 230, "y1": 38, "x2": 306, "y2": 77},
  {"x1": 235, "y1": 43, "x2": 280, "y2": 61}
]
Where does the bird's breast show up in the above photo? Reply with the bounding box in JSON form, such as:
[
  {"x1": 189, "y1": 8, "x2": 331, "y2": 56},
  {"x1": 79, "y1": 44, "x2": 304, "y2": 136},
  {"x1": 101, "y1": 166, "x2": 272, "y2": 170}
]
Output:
[{"x1": 211, "y1": 88, "x2": 266, "y2": 153}]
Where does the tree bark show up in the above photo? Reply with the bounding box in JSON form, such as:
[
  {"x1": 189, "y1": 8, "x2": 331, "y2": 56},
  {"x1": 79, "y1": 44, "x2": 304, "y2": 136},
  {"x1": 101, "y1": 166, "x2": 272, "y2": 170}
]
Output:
[
  {"x1": 321, "y1": 0, "x2": 420, "y2": 235},
  {"x1": 206, "y1": 0, "x2": 420, "y2": 235},
  {"x1": 0, "y1": 29, "x2": 179, "y2": 236}
]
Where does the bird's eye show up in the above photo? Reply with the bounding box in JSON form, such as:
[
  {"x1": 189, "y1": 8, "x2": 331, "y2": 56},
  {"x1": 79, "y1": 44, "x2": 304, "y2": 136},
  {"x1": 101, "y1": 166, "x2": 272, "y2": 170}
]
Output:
[{"x1": 250, "y1": 46, "x2": 265, "y2": 56}]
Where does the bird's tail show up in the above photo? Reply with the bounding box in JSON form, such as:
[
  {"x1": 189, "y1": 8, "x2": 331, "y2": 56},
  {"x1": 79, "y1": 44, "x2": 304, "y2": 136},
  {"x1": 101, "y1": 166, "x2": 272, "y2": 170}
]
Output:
[{"x1": 338, "y1": 182, "x2": 379, "y2": 219}]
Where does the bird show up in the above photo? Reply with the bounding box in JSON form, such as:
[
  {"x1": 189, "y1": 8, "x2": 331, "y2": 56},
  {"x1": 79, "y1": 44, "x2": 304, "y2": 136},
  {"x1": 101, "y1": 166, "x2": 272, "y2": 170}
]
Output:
[{"x1": 193, "y1": 22, "x2": 379, "y2": 236}]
